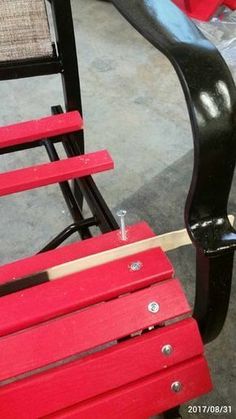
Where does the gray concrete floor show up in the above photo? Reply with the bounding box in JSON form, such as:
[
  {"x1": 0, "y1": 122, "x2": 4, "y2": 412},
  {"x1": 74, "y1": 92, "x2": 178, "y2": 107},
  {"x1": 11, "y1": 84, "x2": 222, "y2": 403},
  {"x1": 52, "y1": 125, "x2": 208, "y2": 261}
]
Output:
[{"x1": 0, "y1": 0, "x2": 235, "y2": 418}]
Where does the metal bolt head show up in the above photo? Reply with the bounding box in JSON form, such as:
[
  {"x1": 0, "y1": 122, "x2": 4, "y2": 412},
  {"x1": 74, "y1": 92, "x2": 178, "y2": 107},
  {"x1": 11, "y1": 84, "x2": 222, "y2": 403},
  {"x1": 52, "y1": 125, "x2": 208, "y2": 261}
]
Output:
[
  {"x1": 148, "y1": 301, "x2": 160, "y2": 314},
  {"x1": 129, "y1": 261, "x2": 143, "y2": 271},
  {"x1": 116, "y1": 209, "x2": 127, "y2": 218},
  {"x1": 162, "y1": 344, "x2": 173, "y2": 356},
  {"x1": 171, "y1": 381, "x2": 182, "y2": 393}
]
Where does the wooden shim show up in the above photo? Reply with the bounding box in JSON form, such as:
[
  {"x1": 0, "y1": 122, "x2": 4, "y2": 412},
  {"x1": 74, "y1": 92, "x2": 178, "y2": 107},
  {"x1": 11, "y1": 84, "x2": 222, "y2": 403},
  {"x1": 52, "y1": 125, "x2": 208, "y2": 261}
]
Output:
[
  {"x1": 45, "y1": 215, "x2": 235, "y2": 281},
  {"x1": 0, "y1": 319, "x2": 203, "y2": 419},
  {"x1": 0, "y1": 111, "x2": 83, "y2": 149},
  {"x1": 0, "y1": 279, "x2": 190, "y2": 382},
  {"x1": 0, "y1": 221, "x2": 155, "y2": 288},
  {"x1": 0, "y1": 222, "x2": 155, "y2": 285}
]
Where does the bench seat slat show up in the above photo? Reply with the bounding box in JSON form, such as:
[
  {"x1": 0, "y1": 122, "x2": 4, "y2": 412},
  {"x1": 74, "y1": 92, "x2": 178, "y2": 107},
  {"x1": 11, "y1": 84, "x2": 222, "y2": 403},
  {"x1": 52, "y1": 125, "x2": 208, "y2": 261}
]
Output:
[
  {"x1": 0, "y1": 319, "x2": 203, "y2": 419},
  {"x1": 0, "y1": 222, "x2": 156, "y2": 284},
  {"x1": 0, "y1": 247, "x2": 173, "y2": 337},
  {"x1": 0, "y1": 279, "x2": 190, "y2": 382},
  {"x1": 0, "y1": 112, "x2": 83, "y2": 149},
  {"x1": 45, "y1": 356, "x2": 212, "y2": 419},
  {"x1": 0, "y1": 150, "x2": 113, "y2": 197}
]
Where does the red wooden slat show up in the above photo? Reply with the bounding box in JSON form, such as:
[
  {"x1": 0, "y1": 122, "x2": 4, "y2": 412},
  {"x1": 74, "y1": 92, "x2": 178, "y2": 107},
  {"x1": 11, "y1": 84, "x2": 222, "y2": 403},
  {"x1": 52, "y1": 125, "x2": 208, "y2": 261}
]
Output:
[
  {"x1": 0, "y1": 279, "x2": 190, "y2": 381},
  {"x1": 0, "y1": 111, "x2": 83, "y2": 149},
  {"x1": 0, "y1": 319, "x2": 203, "y2": 419},
  {"x1": 0, "y1": 222, "x2": 156, "y2": 284},
  {"x1": 0, "y1": 150, "x2": 113, "y2": 197},
  {"x1": 0, "y1": 247, "x2": 173, "y2": 337},
  {"x1": 173, "y1": 0, "x2": 232, "y2": 22},
  {"x1": 46, "y1": 356, "x2": 212, "y2": 419}
]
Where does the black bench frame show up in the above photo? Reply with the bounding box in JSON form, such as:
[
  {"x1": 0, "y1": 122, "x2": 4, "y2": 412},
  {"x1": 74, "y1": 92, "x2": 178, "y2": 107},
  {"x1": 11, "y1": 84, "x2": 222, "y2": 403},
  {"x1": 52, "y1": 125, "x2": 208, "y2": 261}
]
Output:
[
  {"x1": 111, "y1": 1, "x2": 236, "y2": 417},
  {"x1": 1, "y1": 1, "x2": 236, "y2": 417}
]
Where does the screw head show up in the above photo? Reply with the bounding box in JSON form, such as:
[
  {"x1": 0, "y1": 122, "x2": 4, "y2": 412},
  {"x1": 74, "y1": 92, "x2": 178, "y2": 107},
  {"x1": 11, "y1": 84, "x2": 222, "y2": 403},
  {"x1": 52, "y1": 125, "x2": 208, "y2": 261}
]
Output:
[
  {"x1": 148, "y1": 301, "x2": 160, "y2": 314},
  {"x1": 116, "y1": 209, "x2": 127, "y2": 217},
  {"x1": 162, "y1": 344, "x2": 173, "y2": 356},
  {"x1": 129, "y1": 261, "x2": 143, "y2": 271},
  {"x1": 171, "y1": 381, "x2": 182, "y2": 393}
]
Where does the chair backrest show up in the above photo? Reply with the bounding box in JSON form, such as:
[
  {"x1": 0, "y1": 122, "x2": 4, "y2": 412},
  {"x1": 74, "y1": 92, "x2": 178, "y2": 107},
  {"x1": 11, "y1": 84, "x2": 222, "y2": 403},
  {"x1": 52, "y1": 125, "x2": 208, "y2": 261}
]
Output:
[
  {"x1": 0, "y1": 0, "x2": 118, "y2": 251},
  {"x1": 0, "y1": 0, "x2": 82, "y2": 116},
  {"x1": 0, "y1": 0, "x2": 53, "y2": 62}
]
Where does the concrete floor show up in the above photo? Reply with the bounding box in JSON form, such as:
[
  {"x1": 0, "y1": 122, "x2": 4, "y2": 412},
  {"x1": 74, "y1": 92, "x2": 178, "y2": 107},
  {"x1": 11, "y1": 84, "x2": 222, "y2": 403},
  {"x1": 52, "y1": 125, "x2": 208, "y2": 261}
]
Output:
[{"x1": 0, "y1": 0, "x2": 235, "y2": 417}]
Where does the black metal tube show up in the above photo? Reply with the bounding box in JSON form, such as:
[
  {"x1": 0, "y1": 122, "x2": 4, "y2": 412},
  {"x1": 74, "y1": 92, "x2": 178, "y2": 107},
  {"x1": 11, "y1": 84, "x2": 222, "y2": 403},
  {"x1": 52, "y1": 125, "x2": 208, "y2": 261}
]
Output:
[
  {"x1": 162, "y1": 406, "x2": 182, "y2": 419},
  {"x1": 43, "y1": 140, "x2": 92, "y2": 239},
  {"x1": 38, "y1": 217, "x2": 97, "y2": 253},
  {"x1": 63, "y1": 136, "x2": 119, "y2": 233},
  {"x1": 51, "y1": 105, "x2": 118, "y2": 233},
  {"x1": 50, "y1": 0, "x2": 84, "y2": 152},
  {"x1": 194, "y1": 249, "x2": 234, "y2": 343},
  {"x1": 0, "y1": 58, "x2": 62, "y2": 80},
  {"x1": 0, "y1": 137, "x2": 62, "y2": 155}
]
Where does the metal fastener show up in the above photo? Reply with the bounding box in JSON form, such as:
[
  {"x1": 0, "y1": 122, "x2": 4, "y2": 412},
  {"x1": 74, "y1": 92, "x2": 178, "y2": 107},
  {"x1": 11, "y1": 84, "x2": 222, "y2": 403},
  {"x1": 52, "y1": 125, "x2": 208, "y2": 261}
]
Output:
[
  {"x1": 162, "y1": 344, "x2": 173, "y2": 356},
  {"x1": 148, "y1": 301, "x2": 160, "y2": 314},
  {"x1": 171, "y1": 381, "x2": 182, "y2": 393},
  {"x1": 129, "y1": 261, "x2": 143, "y2": 271},
  {"x1": 117, "y1": 209, "x2": 127, "y2": 241}
]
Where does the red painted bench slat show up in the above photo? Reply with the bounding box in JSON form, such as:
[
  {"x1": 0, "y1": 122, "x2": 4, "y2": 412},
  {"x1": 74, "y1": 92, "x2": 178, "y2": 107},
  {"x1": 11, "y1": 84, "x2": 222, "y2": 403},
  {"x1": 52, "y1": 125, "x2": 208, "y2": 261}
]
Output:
[
  {"x1": 0, "y1": 247, "x2": 173, "y2": 337},
  {"x1": 0, "y1": 279, "x2": 190, "y2": 382},
  {"x1": 0, "y1": 150, "x2": 113, "y2": 197},
  {"x1": 0, "y1": 218, "x2": 210, "y2": 417},
  {"x1": 173, "y1": 0, "x2": 236, "y2": 21},
  {"x1": 226, "y1": 0, "x2": 236, "y2": 8},
  {"x1": 0, "y1": 222, "x2": 156, "y2": 284},
  {"x1": 0, "y1": 319, "x2": 204, "y2": 419},
  {"x1": 173, "y1": 0, "x2": 219, "y2": 20},
  {"x1": 45, "y1": 356, "x2": 212, "y2": 419},
  {"x1": 0, "y1": 111, "x2": 83, "y2": 149}
]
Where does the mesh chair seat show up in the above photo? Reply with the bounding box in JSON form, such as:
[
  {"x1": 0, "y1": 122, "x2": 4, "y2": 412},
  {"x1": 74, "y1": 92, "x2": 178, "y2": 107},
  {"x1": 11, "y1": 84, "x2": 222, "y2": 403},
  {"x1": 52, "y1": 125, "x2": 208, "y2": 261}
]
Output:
[{"x1": 0, "y1": 0, "x2": 53, "y2": 63}]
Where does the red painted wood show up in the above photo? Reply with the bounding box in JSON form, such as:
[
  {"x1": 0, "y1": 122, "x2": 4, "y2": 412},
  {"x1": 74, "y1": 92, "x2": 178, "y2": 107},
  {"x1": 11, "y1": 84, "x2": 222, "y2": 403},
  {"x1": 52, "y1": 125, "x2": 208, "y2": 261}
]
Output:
[
  {"x1": 225, "y1": 0, "x2": 236, "y2": 8},
  {"x1": 46, "y1": 356, "x2": 212, "y2": 419},
  {"x1": 173, "y1": 0, "x2": 236, "y2": 21},
  {"x1": 0, "y1": 150, "x2": 113, "y2": 197},
  {"x1": 0, "y1": 247, "x2": 173, "y2": 337},
  {"x1": 0, "y1": 279, "x2": 189, "y2": 381},
  {"x1": 0, "y1": 111, "x2": 83, "y2": 149},
  {"x1": 0, "y1": 319, "x2": 203, "y2": 419},
  {"x1": 0, "y1": 222, "x2": 157, "y2": 284},
  {"x1": 173, "y1": 0, "x2": 219, "y2": 20}
]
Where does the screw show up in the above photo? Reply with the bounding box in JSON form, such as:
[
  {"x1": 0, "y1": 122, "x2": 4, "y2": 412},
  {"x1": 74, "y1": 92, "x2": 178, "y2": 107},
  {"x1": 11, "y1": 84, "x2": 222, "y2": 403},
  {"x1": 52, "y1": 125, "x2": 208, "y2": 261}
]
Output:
[
  {"x1": 171, "y1": 381, "x2": 182, "y2": 393},
  {"x1": 162, "y1": 344, "x2": 173, "y2": 356},
  {"x1": 148, "y1": 301, "x2": 160, "y2": 314},
  {"x1": 117, "y1": 209, "x2": 127, "y2": 241},
  {"x1": 129, "y1": 261, "x2": 143, "y2": 271}
]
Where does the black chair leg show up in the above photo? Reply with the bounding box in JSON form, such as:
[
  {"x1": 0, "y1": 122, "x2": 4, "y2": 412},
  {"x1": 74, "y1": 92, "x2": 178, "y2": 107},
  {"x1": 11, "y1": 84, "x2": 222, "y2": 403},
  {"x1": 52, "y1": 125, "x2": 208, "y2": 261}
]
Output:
[{"x1": 162, "y1": 406, "x2": 182, "y2": 419}]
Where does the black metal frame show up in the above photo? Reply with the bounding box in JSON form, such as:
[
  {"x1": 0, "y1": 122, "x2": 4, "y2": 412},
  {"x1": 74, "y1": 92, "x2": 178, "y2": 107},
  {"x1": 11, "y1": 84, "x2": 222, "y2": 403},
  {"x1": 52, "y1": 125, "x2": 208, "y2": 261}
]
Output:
[
  {"x1": 1, "y1": 1, "x2": 236, "y2": 417},
  {"x1": 110, "y1": 1, "x2": 236, "y2": 417},
  {"x1": 111, "y1": 0, "x2": 236, "y2": 343},
  {"x1": 0, "y1": 0, "x2": 118, "y2": 250}
]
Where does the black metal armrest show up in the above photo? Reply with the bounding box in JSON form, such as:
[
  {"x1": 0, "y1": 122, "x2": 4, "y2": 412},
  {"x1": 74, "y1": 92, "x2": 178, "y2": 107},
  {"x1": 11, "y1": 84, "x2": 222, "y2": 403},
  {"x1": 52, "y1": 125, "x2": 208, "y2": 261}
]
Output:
[{"x1": 112, "y1": 0, "x2": 236, "y2": 342}]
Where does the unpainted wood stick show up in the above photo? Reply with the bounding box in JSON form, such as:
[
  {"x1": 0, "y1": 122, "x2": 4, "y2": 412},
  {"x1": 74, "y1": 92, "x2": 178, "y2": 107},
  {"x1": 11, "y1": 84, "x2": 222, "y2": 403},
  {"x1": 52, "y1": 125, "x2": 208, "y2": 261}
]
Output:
[{"x1": 47, "y1": 215, "x2": 235, "y2": 280}]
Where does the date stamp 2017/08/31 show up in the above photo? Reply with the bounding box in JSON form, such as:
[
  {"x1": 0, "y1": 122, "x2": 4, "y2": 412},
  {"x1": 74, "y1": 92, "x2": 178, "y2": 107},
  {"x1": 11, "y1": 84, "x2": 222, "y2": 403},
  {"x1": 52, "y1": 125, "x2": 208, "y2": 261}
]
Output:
[{"x1": 186, "y1": 405, "x2": 232, "y2": 415}]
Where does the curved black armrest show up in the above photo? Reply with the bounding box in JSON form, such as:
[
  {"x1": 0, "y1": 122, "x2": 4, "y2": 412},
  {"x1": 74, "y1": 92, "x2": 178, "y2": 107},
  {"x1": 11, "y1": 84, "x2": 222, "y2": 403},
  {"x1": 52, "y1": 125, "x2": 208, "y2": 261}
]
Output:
[{"x1": 112, "y1": 0, "x2": 236, "y2": 342}]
